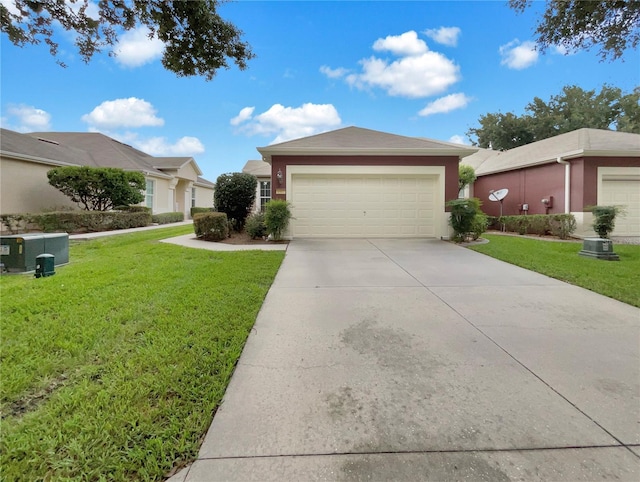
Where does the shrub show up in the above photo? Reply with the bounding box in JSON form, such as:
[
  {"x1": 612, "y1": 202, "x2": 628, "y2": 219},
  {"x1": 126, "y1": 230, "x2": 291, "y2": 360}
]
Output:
[
  {"x1": 245, "y1": 212, "x2": 267, "y2": 239},
  {"x1": 213, "y1": 173, "x2": 257, "y2": 231},
  {"x1": 28, "y1": 211, "x2": 151, "y2": 233},
  {"x1": 446, "y1": 198, "x2": 482, "y2": 242},
  {"x1": 193, "y1": 212, "x2": 228, "y2": 241},
  {"x1": 588, "y1": 205, "x2": 623, "y2": 238},
  {"x1": 264, "y1": 200, "x2": 292, "y2": 241},
  {"x1": 470, "y1": 212, "x2": 488, "y2": 240},
  {"x1": 190, "y1": 207, "x2": 214, "y2": 217},
  {"x1": 152, "y1": 212, "x2": 184, "y2": 224},
  {"x1": 115, "y1": 205, "x2": 151, "y2": 213},
  {"x1": 527, "y1": 215, "x2": 549, "y2": 236},
  {"x1": 458, "y1": 165, "x2": 477, "y2": 193},
  {"x1": 548, "y1": 214, "x2": 577, "y2": 239}
]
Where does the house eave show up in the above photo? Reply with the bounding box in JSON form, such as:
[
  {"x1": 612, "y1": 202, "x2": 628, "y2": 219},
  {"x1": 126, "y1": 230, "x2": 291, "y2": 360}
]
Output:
[
  {"x1": 0, "y1": 150, "x2": 80, "y2": 168},
  {"x1": 257, "y1": 147, "x2": 477, "y2": 163}
]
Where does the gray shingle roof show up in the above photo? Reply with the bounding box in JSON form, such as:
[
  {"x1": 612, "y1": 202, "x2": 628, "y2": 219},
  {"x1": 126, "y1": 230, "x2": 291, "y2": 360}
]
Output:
[
  {"x1": 467, "y1": 128, "x2": 640, "y2": 176},
  {"x1": 242, "y1": 160, "x2": 271, "y2": 177},
  {"x1": 258, "y1": 126, "x2": 477, "y2": 162},
  {"x1": 1, "y1": 128, "x2": 92, "y2": 166}
]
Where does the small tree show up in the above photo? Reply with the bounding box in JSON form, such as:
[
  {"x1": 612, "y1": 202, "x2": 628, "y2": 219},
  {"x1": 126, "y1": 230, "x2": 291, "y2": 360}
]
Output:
[
  {"x1": 446, "y1": 198, "x2": 483, "y2": 242},
  {"x1": 213, "y1": 172, "x2": 257, "y2": 231},
  {"x1": 47, "y1": 166, "x2": 145, "y2": 211},
  {"x1": 458, "y1": 164, "x2": 477, "y2": 195},
  {"x1": 589, "y1": 205, "x2": 623, "y2": 238},
  {"x1": 264, "y1": 199, "x2": 292, "y2": 241}
]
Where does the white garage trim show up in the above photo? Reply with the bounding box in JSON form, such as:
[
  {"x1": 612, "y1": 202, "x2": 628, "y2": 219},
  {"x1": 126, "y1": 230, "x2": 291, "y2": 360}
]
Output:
[
  {"x1": 285, "y1": 165, "x2": 446, "y2": 239},
  {"x1": 598, "y1": 167, "x2": 640, "y2": 237}
]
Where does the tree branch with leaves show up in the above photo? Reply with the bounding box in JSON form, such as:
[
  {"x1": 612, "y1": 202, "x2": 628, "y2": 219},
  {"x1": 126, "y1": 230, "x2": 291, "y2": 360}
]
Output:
[{"x1": 0, "y1": 0, "x2": 254, "y2": 80}]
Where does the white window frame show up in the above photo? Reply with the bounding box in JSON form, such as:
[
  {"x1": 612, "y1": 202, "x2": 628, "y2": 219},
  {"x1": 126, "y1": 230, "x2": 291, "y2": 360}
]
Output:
[
  {"x1": 260, "y1": 180, "x2": 271, "y2": 211},
  {"x1": 191, "y1": 187, "x2": 196, "y2": 208},
  {"x1": 145, "y1": 179, "x2": 155, "y2": 209}
]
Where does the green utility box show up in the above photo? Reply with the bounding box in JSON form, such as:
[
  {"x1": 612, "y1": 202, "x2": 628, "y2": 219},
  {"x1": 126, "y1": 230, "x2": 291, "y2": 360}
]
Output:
[
  {"x1": 578, "y1": 237, "x2": 620, "y2": 261},
  {"x1": 35, "y1": 254, "x2": 55, "y2": 278},
  {"x1": 0, "y1": 233, "x2": 69, "y2": 273}
]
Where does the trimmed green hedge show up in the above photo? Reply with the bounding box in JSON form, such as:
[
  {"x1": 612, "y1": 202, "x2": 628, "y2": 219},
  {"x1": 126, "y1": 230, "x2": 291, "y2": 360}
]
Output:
[
  {"x1": 0, "y1": 211, "x2": 151, "y2": 233},
  {"x1": 190, "y1": 207, "x2": 214, "y2": 217},
  {"x1": 193, "y1": 212, "x2": 228, "y2": 241},
  {"x1": 152, "y1": 212, "x2": 184, "y2": 224},
  {"x1": 498, "y1": 214, "x2": 577, "y2": 239}
]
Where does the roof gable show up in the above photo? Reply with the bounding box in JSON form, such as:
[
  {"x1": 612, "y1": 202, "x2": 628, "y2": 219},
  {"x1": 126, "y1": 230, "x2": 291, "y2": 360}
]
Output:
[
  {"x1": 258, "y1": 126, "x2": 477, "y2": 162},
  {"x1": 242, "y1": 160, "x2": 271, "y2": 177}
]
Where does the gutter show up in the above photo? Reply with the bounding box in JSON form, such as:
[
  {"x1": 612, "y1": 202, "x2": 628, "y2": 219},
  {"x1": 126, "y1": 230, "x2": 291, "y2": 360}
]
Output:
[{"x1": 557, "y1": 156, "x2": 570, "y2": 213}]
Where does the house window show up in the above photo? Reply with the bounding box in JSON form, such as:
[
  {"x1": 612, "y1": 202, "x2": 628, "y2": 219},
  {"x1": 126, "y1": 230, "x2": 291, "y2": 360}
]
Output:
[
  {"x1": 260, "y1": 181, "x2": 271, "y2": 211},
  {"x1": 145, "y1": 179, "x2": 155, "y2": 209},
  {"x1": 191, "y1": 187, "x2": 196, "y2": 208}
]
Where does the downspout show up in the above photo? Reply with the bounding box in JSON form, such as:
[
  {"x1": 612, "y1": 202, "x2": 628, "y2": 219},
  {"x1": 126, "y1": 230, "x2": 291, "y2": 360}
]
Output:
[{"x1": 557, "y1": 156, "x2": 570, "y2": 213}]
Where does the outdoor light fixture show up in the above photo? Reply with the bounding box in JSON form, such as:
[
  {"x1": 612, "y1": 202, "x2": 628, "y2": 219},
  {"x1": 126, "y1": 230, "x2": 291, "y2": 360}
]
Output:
[{"x1": 276, "y1": 168, "x2": 283, "y2": 185}]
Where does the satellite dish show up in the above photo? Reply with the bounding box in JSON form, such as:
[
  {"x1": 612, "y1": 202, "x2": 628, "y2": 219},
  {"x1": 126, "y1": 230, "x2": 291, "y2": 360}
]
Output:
[{"x1": 489, "y1": 188, "x2": 509, "y2": 202}]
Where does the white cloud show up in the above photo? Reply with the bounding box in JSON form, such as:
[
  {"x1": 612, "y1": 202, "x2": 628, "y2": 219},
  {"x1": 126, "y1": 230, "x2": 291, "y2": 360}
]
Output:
[
  {"x1": 346, "y1": 51, "x2": 460, "y2": 98},
  {"x1": 133, "y1": 136, "x2": 205, "y2": 156},
  {"x1": 82, "y1": 98, "x2": 164, "y2": 129},
  {"x1": 499, "y1": 39, "x2": 538, "y2": 70},
  {"x1": 373, "y1": 30, "x2": 428, "y2": 56},
  {"x1": 230, "y1": 107, "x2": 255, "y2": 126},
  {"x1": 448, "y1": 134, "x2": 469, "y2": 145},
  {"x1": 113, "y1": 26, "x2": 164, "y2": 67},
  {"x1": 333, "y1": 30, "x2": 459, "y2": 98},
  {"x1": 320, "y1": 65, "x2": 349, "y2": 79},
  {"x1": 418, "y1": 93, "x2": 471, "y2": 116},
  {"x1": 3, "y1": 104, "x2": 52, "y2": 132},
  {"x1": 232, "y1": 103, "x2": 342, "y2": 144},
  {"x1": 0, "y1": 0, "x2": 20, "y2": 16},
  {"x1": 424, "y1": 27, "x2": 461, "y2": 47}
]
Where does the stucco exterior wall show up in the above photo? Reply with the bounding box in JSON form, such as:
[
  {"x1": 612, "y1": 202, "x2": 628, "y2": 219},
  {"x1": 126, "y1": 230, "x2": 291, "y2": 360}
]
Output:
[
  {"x1": 474, "y1": 163, "x2": 566, "y2": 217},
  {"x1": 194, "y1": 185, "x2": 214, "y2": 210},
  {"x1": 0, "y1": 156, "x2": 77, "y2": 214}
]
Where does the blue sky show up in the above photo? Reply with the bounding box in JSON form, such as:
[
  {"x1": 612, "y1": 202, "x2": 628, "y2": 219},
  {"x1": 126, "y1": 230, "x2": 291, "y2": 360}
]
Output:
[{"x1": 1, "y1": 0, "x2": 638, "y2": 183}]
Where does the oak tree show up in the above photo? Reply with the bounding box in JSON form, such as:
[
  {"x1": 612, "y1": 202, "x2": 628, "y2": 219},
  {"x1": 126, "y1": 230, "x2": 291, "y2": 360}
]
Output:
[{"x1": 0, "y1": 0, "x2": 254, "y2": 80}]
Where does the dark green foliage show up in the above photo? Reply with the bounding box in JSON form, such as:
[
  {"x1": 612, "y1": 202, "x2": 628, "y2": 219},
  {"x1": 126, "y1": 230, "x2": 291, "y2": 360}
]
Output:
[
  {"x1": 115, "y1": 205, "x2": 151, "y2": 213},
  {"x1": 589, "y1": 205, "x2": 623, "y2": 238},
  {"x1": 458, "y1": 165, "x2": 477, "y2": 192},
  {"x1": 470, "y1": 212, "x2": 489, "y2": 241},
  {"x1": 29, "y1": 211, "x2": 151, "y2": 233},
  {"x1": 193, "y1": 212, "x2": 229, "y2": 241},
  {"x1": 0, "y1": 0, "x2": 254, "y2": 80},
  {"x1": 245, "y1": 212, "x2": 267, "y2": 239},
  {"x1": 264, "y1": 200, "x2": 292, "y2": 241},
  {"x1": 467, "y1": 85, "x2": 640, "y2": 149},
  {"x1": 213, "y1": 173, "x2": 257, "y2": 231},
  {"x1": 549, "y1": 214, "x2": 577, "y2": 239},
  {"x1": 499, "y1": 214, "x2": 577, "y2": 239},
  {"x1": 190, "y1": 207, "x2": 214, "y2": 217},
  {"x1": 509, "y1": 0, "x2": 640, "y2": 61},
  {"x1": 152, "y1": 212, "x2": 184, "y2": 225},
  {"x1": 446, "y1": 198, "x2": 483, "y2": 242},
  {"x1": 47, "y1": 167, "x2": 145, "y2": 211}
]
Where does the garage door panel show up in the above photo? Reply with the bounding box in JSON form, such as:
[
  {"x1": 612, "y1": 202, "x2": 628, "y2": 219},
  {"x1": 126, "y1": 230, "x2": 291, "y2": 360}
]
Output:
[
  {"x1": 601, "y1": 180, "x2": 640, "y2": 236},
  {"x1": 290, "y1": 174, "x2": 437, "y2": 238}
]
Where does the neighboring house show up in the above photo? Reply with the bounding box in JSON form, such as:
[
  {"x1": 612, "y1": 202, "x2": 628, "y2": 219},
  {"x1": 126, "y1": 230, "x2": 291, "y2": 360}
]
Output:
[
  {"x1": 256, "y1": 126, "x2": 477, "y2": 239},
  {"x1": 0, "y1": 128, "x2": 215, "y2": 218},
  {"x1": 462, "y1": 128, "x2": 640, "y2": 237},
  {"x1": 242, "y1": 160, "x2": 272, "y2": 213}
]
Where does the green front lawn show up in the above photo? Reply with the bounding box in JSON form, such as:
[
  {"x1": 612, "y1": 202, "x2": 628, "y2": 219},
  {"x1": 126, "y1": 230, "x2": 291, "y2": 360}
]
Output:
[
  {"x1": 1, "y1": 225, "x2": 285, "y2": 480},
  {"x1": 468, "y1": 234, "x2": 640, "y2": 307}
]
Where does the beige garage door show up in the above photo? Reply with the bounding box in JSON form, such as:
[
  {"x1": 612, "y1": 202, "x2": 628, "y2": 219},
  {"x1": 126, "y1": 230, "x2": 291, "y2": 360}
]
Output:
[
  {"x1": 601, "y1": 179, "x2": 640, "y2": 236},
  {"x1": 290, "y1": 174, "x2": 437, "y2": 237}
]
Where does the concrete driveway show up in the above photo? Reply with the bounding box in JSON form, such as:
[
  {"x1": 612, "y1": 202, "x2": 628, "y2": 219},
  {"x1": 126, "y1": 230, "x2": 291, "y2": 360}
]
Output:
[{"x1": 178, "y1": 239, "x2": 640, "y2": 481}]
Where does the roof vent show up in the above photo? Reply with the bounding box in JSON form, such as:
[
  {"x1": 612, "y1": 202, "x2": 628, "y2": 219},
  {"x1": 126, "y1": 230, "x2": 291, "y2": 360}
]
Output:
[{"x1": 37, "y1": 137, "x2": 59, "y2": 146}]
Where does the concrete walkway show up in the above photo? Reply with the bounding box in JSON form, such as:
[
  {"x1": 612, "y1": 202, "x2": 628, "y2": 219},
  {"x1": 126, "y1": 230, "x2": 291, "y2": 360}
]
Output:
[{"x1": 172, "y1": 238, "x2": 640, "y2": 481}]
